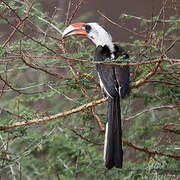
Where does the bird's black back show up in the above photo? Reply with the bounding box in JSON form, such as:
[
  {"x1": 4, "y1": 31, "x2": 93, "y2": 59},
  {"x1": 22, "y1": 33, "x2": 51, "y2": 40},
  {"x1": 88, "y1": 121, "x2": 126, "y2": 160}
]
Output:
[{"x1": 95, "y1": 44, "x2": 129, "y2": 98}]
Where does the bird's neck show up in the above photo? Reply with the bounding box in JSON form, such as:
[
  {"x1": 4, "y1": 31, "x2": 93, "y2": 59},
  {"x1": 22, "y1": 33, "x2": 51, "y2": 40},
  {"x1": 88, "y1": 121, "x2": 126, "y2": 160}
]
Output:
[
  {"x1": 96, "y1": 41, "x2": 115, "y2": 54},
  {"x1": 95, "y1": 41, "x2": 115, "y2": 55},
  {"x1": 94, "y1": 41, "x2": 116, "y2": 60},
  {"x1": 95, "y1": 44, "x2": 117, "y2": 62},
  {"x1": 103, "y1": 43, "x2": 116, "y2": 59}
]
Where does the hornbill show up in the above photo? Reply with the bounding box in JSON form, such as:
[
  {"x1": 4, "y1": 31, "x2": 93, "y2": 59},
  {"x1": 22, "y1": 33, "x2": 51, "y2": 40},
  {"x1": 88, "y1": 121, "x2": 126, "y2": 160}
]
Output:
[{"x1": 62, "y1": 22, "x2": 129, "y2": 169}]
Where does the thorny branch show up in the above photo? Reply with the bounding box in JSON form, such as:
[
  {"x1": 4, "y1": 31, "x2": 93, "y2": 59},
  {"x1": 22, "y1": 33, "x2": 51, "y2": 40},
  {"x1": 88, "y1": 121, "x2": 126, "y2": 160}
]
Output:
[
  {"x1": 122, "y1": 138, "x2": 180, "y2": 160},
  {"x1": 22, "y1": 54, "x2": 180, "y2": 67},
  {"x1": 130, "y1": 57, "x2": 163, "y2": 88},
  {"x1": 0, "y1": 97, "x2": 108, "y2": 131},
  {"x1": 1, "y1": 53, "x2": 179, "y2": 71}
]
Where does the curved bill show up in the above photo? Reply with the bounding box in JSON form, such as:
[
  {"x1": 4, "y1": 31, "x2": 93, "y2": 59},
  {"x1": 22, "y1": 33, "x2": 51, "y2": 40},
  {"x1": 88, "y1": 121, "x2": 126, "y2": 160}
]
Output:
[{"x1": 62, "y1": 22, "x2": 88, "y2": 39}]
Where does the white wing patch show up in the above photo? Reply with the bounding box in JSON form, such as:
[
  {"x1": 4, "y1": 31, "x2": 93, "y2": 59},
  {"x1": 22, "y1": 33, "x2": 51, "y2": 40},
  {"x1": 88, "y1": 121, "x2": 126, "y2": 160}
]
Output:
[
  {"x1": 98, "y1": 72, "x2": 113, "y2": 98},
  {"x1": 119, "y1": 86, "x2": 122, "y2": 97},
  {"x1": 104, "y1": 122, "x2": 108, "y2": 162}
]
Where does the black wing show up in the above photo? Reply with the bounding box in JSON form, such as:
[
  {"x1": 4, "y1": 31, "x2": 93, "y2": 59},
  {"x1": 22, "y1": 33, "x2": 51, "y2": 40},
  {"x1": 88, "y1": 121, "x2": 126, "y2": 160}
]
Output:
[{"x1": 95, "y1": 45, "x2": 129, "y2": 98}]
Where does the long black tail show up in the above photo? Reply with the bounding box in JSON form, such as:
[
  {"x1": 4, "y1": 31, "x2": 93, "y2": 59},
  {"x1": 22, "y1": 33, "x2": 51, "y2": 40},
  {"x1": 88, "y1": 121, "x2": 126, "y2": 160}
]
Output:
[{"x1": 104, "y1": 95, "x2": 123, "y2": 169}]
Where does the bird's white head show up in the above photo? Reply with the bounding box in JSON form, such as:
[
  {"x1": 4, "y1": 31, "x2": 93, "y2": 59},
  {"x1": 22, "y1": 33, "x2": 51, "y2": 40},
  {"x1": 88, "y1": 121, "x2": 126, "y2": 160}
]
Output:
[{"x1": 62, "y1": 22, "x2": 114, "y2": 53}]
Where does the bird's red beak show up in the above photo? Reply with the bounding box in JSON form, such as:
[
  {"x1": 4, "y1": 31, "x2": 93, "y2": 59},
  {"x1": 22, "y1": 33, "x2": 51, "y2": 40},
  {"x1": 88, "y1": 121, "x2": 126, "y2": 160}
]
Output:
[{"x1": 62, "y1": 22, "x2": 88, "y2": 39}]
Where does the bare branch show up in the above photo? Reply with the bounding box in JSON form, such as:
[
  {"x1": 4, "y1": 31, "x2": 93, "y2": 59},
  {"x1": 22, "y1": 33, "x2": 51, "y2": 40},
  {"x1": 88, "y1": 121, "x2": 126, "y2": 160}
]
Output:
[
  {"x1": 145, "y1": 80, "x2": 180, "y2": 87},
  {"x1": 0, "y1": 97, "x2": 108, "y2": 131},
  {"x1": 122, "y1": 137, "x2": 180, "y2": 160},
  {"x1": 125, "y1": 105, "x2": 177, "y2": 121},
  {"x1": 130, "y1": 57, "x2": 163, "y2": 88},
  {"x1": 97, "y1": 10, "x2": 142, "y2": 37},
  {"x1": 66, "y1": 0, "x2": 86, "y2": 27},
  {"x1": 121, "y1": 13, "x2": 180, "y2": 23}
]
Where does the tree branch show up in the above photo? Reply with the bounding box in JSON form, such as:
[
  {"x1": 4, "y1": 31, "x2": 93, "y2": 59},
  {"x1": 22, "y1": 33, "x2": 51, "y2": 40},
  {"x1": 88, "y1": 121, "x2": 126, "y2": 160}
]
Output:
[
  {"x1": 121, "y1": 13, "x2": 180, "y2": 23},
  {"x1": 97, "y1": 10, "x2": 142, "y2": 37},
  {"x1": 122, "y1": 137, "x2": 180, "y2": 160},
  {"x1": 125, "y1": 105, "x2": 177, "y2": 121},
  {"x1": 23, "y1": 54, "x2": 180, "y2": 67},
  {"x1": 0, "y1": 97, "x2": 108, "y2": 131},
  {"x1": 130, "y1": 57, "x2": 163, "y2": 88}
]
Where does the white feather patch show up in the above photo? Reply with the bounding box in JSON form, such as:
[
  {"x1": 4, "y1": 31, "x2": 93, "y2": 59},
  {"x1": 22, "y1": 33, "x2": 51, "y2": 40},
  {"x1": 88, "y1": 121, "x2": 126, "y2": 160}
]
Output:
[
  {"x1": 98, "y1": 72, "x2": 113, "y2": 98},
  {"x1": 104, "y1": 122, "x2": 108, "y2": 162}
]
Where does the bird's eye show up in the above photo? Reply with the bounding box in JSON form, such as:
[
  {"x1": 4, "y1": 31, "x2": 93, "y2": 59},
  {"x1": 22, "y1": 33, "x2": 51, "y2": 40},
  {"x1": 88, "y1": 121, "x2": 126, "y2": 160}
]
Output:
[{"x1": 83, "y1": 24, "x2": 91, "y2": 33}]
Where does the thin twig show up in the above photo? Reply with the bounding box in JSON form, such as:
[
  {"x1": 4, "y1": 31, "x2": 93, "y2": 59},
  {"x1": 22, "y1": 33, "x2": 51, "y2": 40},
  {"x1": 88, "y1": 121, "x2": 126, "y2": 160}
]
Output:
[
  {"x1": 23, "y1": 54, "x2": 180, "y2": 66},
  {"x1": 0, "y1": 135, "x2": 16, "y2": 180},
  {"x1": 65, "y1": 0, "x2": 72, "y2": 27},
  {"x1": 97, "y1": 10, "x2": 142, "y2": 37},
  {"x1": 125, "y1": 105, "x2": 177, "y2": 121},
  {"x1": 47, "y1": 84, "x2": 81, "y2": 104},
  {"x1": 0, "y1": 14, "x2": 57, "y2": 54},
  {"x1": 121, "y1": 13, "x2": 180, "y2": 23},
  {"x1": 2, "y1": 2, "x2": 34, "y2": 47},
  {"x1": 145, "y1": 80, "x2": 180, "y2": 86},
  {"x1": 0, "y1": 106, "x2": 27, "y2": 120},
  {"x1": 62, "y1": 123, "x2": 103, "y2": 145},
  {"x1": 0, "y1": 74, "x2": 50, "y2": 95},
  {"x1": 66, "y1": 0, "x2": 85, "y2": 27},
  {"x1": 162, "y1": 122, "x2": 180, "y2": 135},
  {"x1": 165, "y1": 36, "x2": 180, "y2": 53}
]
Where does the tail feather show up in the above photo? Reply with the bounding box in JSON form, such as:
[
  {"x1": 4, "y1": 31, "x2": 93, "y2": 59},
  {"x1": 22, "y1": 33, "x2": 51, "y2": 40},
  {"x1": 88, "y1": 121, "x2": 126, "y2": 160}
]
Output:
[{"x1": 104, "y1": 95, "x2": 123, "y2": 169}]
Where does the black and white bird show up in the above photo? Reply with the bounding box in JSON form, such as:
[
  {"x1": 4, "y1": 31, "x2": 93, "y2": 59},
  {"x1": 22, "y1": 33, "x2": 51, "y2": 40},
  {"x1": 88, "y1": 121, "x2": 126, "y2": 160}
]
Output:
[{"x1": 62, "y1": 22, "x2": 129, "y2": 169}]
